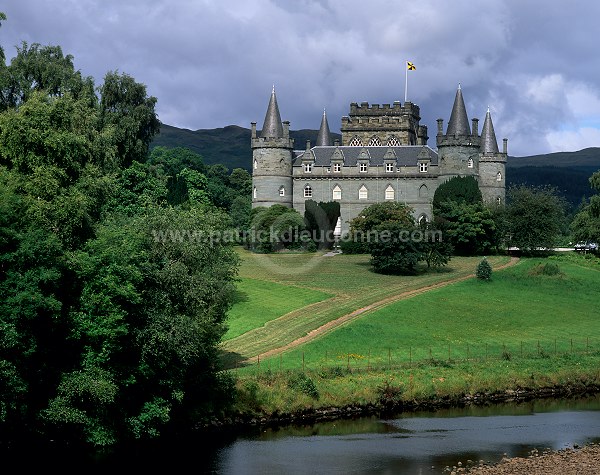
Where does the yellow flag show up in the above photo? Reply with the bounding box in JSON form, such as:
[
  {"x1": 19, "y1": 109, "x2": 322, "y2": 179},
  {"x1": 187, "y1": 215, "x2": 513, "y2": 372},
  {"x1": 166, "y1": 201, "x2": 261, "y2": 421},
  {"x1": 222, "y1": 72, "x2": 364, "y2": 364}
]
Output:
[{"x1": 407, "y1": 61, "x2": 416, "y2": 70}]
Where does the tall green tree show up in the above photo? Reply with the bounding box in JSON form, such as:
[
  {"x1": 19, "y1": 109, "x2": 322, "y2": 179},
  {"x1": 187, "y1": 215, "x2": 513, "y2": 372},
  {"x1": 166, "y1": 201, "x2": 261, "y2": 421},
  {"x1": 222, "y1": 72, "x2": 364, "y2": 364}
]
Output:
[
  {"x1": 506, "y1": 185, "x2": 567, "y2": 254},
  {"x1": 570, "y1": 170, "x2": 600, "y2": 245}
]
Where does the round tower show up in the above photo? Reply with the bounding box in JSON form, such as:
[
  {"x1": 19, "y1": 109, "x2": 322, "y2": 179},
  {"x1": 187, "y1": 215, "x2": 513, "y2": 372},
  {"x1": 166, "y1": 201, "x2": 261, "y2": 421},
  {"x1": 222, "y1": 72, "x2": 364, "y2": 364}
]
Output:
[
  {"x1": 478, "y1": 108, "x2": 507, "y2": 204},
  {"x1": 436, "y1": 84, "x2": 480, "y2": 185},
  {"x1": 251, "y1": 86, "x2": 294, "y2": 208}
]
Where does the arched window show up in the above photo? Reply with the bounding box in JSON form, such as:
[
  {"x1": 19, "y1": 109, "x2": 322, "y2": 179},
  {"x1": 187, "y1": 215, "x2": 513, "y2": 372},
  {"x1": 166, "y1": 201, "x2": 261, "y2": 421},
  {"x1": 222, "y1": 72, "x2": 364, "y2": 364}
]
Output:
[
  {"x1": 332, "y1": 185, "x2": 342, "y2": 200},
  {"x1": 387, "y1": 136, "x2": 401, "y2": 146},
  {"x1": 348, "y1": 136, "x2": 363, "y2": 147},
  {"x1": 279, "y1": 186, "x2": 285, "y2": 197},
  {"x1": 253, "y1": 186, "x2": 257, "y2": 199},
  {"x1": 359, "y1": 185, "x2": 368, "y2": 200},
  {"x1": 385, "y1": 185, "x2": 395, "y2": 200},
  {"x1": 496, "y1": 196, "x2": 502, "y2": 204},
  {"x1": 304, "y1": 185, "x2": 313, "y2": 198},
  {"x1": 467, "y1": 158, "x2": 474, "y2": 168},
  {"x1": 253, "y1": 159, "x2": 258, "y2": 170},
  {"x1": 496, "y1": 171, "x2": 502, "y2": 181},
  {"x1": 368, "y1": 136, "x2": 381, "y2": 146},
  {"x1": 418, "y1": 214, "x2": 428, "y2": 226},
  {"x1": 418, "y1": 184, "x2": 428, "y2": 198}
]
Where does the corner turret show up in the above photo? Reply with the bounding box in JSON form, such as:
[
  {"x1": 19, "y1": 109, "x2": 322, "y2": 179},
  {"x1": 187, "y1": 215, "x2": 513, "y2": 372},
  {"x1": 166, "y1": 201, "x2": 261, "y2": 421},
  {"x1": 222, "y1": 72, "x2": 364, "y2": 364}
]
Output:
[
  {"x1": 478, "y1": 107, "x2": 506, "y2": 204},
  {"x1": 436, "y1": 84, "x2": 480, "y2": 182},
  {"x1": 251, "y1": 86, "x2": 294, "y2": 208}
]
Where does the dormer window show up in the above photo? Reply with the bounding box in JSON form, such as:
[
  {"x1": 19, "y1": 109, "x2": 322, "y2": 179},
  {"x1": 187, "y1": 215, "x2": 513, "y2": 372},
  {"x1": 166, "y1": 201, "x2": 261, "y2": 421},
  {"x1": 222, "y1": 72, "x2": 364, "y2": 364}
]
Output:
[
  {"x1": 359, "y1": 163, "x2": 368, "y2": 173},
  {"x1": 419, "y1": 162, "x2": 428, "y2": 173},
  {"x1": 333, "y1": 163, "x2": 341, "y2": 172},
  {"x1": 304, "y1": 163, "x2": 313, "y2": 173},
  {"x1": 385, "y1": 163, "x2": 394, "y2": 172}
]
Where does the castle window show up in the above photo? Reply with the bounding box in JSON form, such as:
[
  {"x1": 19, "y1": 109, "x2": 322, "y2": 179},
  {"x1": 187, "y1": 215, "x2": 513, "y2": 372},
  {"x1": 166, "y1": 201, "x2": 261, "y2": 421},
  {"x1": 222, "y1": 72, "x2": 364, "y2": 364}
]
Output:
[
  {"x1": 332, "y1": 185, "x2": 342, "y2": 200},
  {"x1": 496, "y1": 171, "x2": 502, "y2": 181},
  {"x1": 304, "y1": 163, "x2": 313, "y2": 173},
  {"x1": 359, "y1": 185, "x2": 368, "y2": 200},
  {"x1": 333, "y1": 163, "x2": 341, "y2": 172},
  {"x1": 467, "y1": 158, "x2": 474, "y2": 168},
  {"x1": 304, "y1": 185, "x2": 313, "y2": 198},
  {"x1": 496, "y1": 196, "x2": 502, "y2": 204},
  {"x1": 279, "y1": 186, "x2": 285, "y2": 197},
  {"x1": 387, "y1": 136, "x2": 401, "y2": 146},
  {"x1": 348, "y1": 136, "x2": 363, "y2": 147},
  {"x1": 418, "y1": 214, "x2": 428, "y2": 226},
  {"x1": 253, "y1": 159, "x2": 258, "y2": 170},
  {"x1": 253, "y1": 186, "x2": 257, "y2": 199},
  {"x1": 368, "y1": 136, "x2": 381, "y2": 146},
  {"x1": 359, "y1": 163, "x2": 368, "y2": 173},
  {"x1": 385, "y1": 162, "x2": 394, "y2": 172},
  {"x1": 419, "y1": 162, "x2": 428, "y2": 173},
  {"x1": 418, "y1": 184, "x2": 428, "y2": 198},
  {"x1": 385, "y1": 185, "x2": 395, "y2": 200}
]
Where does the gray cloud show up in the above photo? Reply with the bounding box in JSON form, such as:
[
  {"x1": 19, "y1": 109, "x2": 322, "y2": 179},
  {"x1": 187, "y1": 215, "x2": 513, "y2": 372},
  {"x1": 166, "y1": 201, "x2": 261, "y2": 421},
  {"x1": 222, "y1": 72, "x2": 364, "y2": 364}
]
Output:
[{"x1": 2, "y1": 0, "x2": 600, "y2": 156}]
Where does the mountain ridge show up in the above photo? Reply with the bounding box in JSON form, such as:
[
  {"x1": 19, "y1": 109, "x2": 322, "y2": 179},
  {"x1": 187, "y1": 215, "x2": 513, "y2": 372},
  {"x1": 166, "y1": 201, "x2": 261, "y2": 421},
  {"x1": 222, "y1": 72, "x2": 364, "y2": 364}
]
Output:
[{"x1": 151, "y1": 123, "x2": 600, "y2": 208}]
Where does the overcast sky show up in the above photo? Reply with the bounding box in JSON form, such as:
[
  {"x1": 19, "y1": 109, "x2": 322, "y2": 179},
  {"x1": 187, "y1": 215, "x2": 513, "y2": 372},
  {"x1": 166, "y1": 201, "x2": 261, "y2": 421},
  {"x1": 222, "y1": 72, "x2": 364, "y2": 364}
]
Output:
[{"x1": 2, "y1": 0, "x2": 600, "y2": 157}]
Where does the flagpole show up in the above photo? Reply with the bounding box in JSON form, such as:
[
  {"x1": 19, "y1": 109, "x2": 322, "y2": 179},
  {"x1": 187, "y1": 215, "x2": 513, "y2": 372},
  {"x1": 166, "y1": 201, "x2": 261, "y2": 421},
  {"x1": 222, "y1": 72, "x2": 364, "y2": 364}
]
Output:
[{"x1": 404, "y1": 60, "x2": 408, "y2": 103}]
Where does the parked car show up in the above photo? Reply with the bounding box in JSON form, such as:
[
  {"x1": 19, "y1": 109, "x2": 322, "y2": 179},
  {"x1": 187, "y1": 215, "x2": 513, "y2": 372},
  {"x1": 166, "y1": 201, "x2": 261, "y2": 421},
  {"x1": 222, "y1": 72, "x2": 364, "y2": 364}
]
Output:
[{"x1": 574, "y1": 241, "x2": 599, "y2": 252}]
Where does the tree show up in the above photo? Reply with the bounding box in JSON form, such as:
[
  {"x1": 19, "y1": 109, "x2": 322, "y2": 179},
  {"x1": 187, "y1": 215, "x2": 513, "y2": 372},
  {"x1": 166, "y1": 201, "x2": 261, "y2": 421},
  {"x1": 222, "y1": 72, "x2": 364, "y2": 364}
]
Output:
[
  {"x1": 304, "y1": 200, "x2": 341, "y2": 250},
  {"x1": 570, "y1": 170, "x2": 600, "y2": 245},
  {"x1": 506, "y1": 185, "x2": 567, "y2": 254},
  {"x1": 249, "y1": 205, "x2": 306, "y2": 252},
  {"x1": 99, "y1": 71, "x2": 160, "y2": 168},
  {"x1": 433, "y1": 176, "x2": 497, "y2": 255}
]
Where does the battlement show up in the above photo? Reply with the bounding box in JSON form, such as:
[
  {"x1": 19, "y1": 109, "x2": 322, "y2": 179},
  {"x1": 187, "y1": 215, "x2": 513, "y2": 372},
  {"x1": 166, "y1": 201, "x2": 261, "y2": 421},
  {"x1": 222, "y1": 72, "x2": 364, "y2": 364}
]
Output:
[
  {"x1": 347, "y1": 101, "x2": 421, "y2": 118},
  {"x1": 251, "y1": 136, "x2": 294, "y2": 149}
]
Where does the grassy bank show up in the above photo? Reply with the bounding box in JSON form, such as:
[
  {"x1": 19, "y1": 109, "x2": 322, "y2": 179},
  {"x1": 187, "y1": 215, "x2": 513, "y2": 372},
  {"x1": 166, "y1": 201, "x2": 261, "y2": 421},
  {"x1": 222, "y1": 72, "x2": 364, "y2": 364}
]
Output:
[
  {"x1": 224, "y1": 253, "x2": 600, "y2": 419},
  {"x1": 222, "y1": 249, "x2": 511, "y2": 362}
]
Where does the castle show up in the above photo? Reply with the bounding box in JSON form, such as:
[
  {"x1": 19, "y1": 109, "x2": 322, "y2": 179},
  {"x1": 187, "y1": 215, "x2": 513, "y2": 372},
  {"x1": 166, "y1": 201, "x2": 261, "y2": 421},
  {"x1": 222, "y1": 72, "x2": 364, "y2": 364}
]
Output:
[{"x1": 251, "y1": 85, "x2": 506, "y2": 233}]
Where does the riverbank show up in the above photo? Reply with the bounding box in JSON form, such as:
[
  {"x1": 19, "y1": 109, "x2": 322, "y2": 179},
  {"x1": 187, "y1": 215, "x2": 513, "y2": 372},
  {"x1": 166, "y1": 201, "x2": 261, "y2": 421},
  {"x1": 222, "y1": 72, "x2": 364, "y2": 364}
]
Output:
[
  {"x1": 457, "y1": 443, "x2": 600, "y2": 474},
  {"x1": 203, "y1": 353, "x2": 600, "y2": 431}
]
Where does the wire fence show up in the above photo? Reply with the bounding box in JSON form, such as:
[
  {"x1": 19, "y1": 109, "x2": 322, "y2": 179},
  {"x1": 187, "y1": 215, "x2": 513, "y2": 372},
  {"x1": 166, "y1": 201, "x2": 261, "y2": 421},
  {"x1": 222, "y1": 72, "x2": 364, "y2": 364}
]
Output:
[{"x1": 237, "y1": 337, "x2": 600, "y2": 375}]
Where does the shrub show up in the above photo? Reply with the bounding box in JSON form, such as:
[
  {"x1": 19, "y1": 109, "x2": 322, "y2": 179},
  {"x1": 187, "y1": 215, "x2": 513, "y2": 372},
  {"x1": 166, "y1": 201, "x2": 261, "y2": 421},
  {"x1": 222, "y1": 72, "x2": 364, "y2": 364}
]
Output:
[
  {"x1": 476, "y1": 257, "x2": 492, "y2": 280},
  {"x1": 377, "y1": 380, "x2": 404, "y2": 409},
  {"x1": 287, "y1": 373, "x2": 319, "y2": 399},
  {"x1": 529, "y1": 262, "x2": 563, "y2": 276}
]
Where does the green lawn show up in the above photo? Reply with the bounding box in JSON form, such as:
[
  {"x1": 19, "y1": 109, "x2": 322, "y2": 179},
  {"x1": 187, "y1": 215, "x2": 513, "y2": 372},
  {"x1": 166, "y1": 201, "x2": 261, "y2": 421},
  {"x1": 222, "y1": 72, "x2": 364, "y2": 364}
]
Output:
[
  {"x1": 221, "y1": 248, "x2": 511, "y2": 361},
  {"x1": 253, "y1": 256, "x2": 600, "y2": 371},
  {"x1": 224, "y1": 278, "x2": 332, "y2": 340}
]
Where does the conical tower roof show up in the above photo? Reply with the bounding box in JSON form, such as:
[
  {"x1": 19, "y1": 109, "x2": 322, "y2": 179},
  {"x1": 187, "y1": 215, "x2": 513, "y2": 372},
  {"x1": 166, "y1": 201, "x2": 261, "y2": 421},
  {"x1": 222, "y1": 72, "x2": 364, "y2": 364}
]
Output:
[
  {"x1": 481, "y1": 107, "x2": 499, "y2": 153},
  {"x1": 446, "y1": 84, "x2": 471, "y2": 136},
  {"x1": 316, "y1": 109, "x2": 332, "y2": 146},
  {"x1": 260, "y1": 86, "x2": 284, "y2": 138}
]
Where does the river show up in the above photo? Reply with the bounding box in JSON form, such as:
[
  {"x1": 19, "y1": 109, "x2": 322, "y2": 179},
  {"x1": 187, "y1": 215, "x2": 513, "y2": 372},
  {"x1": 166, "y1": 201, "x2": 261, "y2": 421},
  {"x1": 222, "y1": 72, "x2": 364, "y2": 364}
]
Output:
[{"x1": 6, "y1": 395, "x2": 600, "y2": 473}]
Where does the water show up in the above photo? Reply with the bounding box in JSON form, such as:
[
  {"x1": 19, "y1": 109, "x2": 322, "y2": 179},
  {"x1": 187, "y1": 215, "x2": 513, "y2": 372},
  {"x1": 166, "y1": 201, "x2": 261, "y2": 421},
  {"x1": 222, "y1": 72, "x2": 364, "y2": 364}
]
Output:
[{"x1": 6, "y1": 396, "x2": 600, "y2": 473}]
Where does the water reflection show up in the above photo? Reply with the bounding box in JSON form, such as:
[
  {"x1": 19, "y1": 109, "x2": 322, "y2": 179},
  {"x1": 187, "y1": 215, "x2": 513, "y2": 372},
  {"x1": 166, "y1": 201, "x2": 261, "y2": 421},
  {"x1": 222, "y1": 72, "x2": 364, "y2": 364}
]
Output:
[{"x1": 4, "y1": 395, "x2": 600, "y2": 473}]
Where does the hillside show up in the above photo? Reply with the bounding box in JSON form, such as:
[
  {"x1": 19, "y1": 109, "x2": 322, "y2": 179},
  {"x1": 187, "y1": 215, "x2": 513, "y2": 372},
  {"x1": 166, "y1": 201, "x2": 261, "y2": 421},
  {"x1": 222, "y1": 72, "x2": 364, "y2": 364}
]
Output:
[{"x1": 151, "y1": 124, "x2": 600, "y2": 208}]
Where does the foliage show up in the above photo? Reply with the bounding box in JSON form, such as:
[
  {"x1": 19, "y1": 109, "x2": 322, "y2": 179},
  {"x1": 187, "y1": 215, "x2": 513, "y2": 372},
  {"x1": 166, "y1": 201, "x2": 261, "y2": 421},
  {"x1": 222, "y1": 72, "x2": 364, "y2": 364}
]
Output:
[
  {"x1": 435, "y1": 200, "x2": 498, "y2": 255},
  {"x1": 249, "y1": 205, "x2": 306, "y2": 252},
  {"x1": 433, "y1": 176, "x2": 497, "y2": 256},
  {"x1": 476, "y1": 257, "x2": 492, "y2": 280},
  {"x1": 570, "y1": 170, "x2": 600, "y2": 245},
  {"x1": 432, "y1": 175, "x2": 482, "y2": 210},
  {"x1": 303, "y1": 200, "x2": 341, "y2": 250},
  {"x1": 528, "y1": 262, "x2": 563, "y2": 276},
  {"x1": 506, "y1": 185, "x2": 567, "y2": 254},
  {"x1": 287, "y1": 373, "x2": 319, "y2": 399},
  {"x1": 0, "y1": 34, "x2": 240, "y2": 447}
]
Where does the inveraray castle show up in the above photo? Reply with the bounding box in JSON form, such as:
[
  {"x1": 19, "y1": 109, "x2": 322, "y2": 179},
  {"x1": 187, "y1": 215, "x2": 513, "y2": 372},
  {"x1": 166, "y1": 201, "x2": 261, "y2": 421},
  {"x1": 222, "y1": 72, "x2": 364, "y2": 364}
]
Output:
[{"x1": 251, "y1": 85, "x2": 506, "y2": 233}]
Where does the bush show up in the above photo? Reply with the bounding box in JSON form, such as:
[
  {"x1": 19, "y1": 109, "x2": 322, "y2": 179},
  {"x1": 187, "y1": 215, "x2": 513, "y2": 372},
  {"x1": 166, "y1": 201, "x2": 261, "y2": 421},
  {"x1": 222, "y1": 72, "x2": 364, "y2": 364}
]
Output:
[
  {"x1": 476, "y1": 257, "x2": 492, "y2": 280},
  {"x1": 529, "y1": 262, "x2": 563, "y2": 276},
  {"x1": 287, "y1": 373, "x2": 319, "y2": 399}
]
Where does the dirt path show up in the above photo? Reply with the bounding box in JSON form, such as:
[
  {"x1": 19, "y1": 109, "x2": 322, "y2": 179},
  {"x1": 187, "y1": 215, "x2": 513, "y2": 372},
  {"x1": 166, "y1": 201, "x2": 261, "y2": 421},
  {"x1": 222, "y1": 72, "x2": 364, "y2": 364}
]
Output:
[{"x1": 248, "y1": 256, "x2": 520, "y2": 362}]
